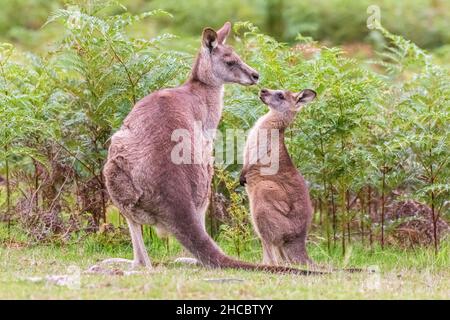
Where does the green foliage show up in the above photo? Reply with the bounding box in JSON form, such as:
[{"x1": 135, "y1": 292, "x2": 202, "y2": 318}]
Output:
[
  {"x1": 43, "y1": 2, "x2": 189, "y2": 177},
  {"x1": 0, "y1": 0, "x2": 189, "y2": 239},
  {"x1": 215, "y1": 167, "x2": 254, "y2": 257},
  {"x1": 1, "y1": 221, "x2": 449, "y2": 299},
  {"x1": 0, "y1": 0, "x2": 448, "y2": 256},
  {"x1": 220, "y1": 21, "x2": 449, "y2": 252},
  {"x1": 2, "y1": 0, "x2": 449, "y2": 50},
  {"x1": 144, "y1": 0, "x2": 450, "y2": 49},
  {"x1": 378, "y1": 26, "x2": 450, "y2": 228}
]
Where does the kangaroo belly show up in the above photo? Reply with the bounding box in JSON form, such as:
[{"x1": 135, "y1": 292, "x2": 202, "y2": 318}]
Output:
[{"x1": 247, "y1": 177, "x2": 312, "y2": 241}]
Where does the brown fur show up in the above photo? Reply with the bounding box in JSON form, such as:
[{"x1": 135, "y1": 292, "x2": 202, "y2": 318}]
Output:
[
  {"x1": 241, "y1": 88, "x2": 317, "y2": 266},
  {"x1": 102, "y1": 23, "x2": 320, "y2": 275}
]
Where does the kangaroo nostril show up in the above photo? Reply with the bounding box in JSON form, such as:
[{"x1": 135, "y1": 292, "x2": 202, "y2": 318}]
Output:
[
  {"x1": 260, "y1": 89, "x2": 268, "y2": 94},
  {"x1": 251, "y1": 72, "x2": 259, "y2": 81}
]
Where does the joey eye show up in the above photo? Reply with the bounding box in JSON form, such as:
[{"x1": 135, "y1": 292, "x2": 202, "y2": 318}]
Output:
[{"x1": 277, "y1": 93, "x2": 285, "y2": 100}]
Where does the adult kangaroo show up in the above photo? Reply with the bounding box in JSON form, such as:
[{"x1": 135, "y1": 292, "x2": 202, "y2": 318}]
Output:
[{"x1": 102, "y1": 22, "x2": 319, "y2": 275}]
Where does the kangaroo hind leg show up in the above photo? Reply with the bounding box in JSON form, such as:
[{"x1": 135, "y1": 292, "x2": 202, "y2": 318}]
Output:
[
  {"x1": 92, "y1": 218, "x2": 152, "y2": 272},
  {"x1": 103, "y1": 156, "x2": 143, "y2": 213}
]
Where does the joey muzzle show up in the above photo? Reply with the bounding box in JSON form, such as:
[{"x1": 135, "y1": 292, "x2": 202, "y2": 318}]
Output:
[{"x1": 259, "y1": 88, "x2": 270, "y2": 103}]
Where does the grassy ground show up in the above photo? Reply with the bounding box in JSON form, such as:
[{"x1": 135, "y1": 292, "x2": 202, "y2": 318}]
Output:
[{"x1": 0, "y1": 224, "x2": 449, "y2": 299}]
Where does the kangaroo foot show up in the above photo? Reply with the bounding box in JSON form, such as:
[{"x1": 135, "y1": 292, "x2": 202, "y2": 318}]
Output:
[
  {"x1": 174, "y1": 257, "x2": 200, "y2": 266},
  {"x1": 91, "y1": 218, "x2": 153, "y2": 272},
  {"x1": 85, "y1": 262, "x2": 149, "y2": 276},
  {"x1": 89, "y1": 257, "x2": 152, "y2": 273},
  {"x1": 100, "y1": 258, "x2": 135, "y2": 265}
]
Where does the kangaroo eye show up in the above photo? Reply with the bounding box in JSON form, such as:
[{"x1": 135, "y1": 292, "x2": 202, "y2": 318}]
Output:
[
  {"x1": 226, "y1": 61, "x2": 236, "y2": 67},
  {"x1": 277, "y1": 93, "x2": 285, "y2": 100}
]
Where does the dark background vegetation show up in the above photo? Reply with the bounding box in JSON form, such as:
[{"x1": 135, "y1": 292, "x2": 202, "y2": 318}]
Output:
[{"x1": 1, "y1": 0, "x2": 450, "y2": 50}]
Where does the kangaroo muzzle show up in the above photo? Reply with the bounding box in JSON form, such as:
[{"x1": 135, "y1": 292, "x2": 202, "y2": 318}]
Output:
[{"x1": 241, "y1": 63, "x2": 260, "y2": 85}]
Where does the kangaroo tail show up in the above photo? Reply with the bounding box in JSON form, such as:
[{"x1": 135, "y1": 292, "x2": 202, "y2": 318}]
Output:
[{"x1": 169, "y1": 214, "x2": 325, "y2": 275}]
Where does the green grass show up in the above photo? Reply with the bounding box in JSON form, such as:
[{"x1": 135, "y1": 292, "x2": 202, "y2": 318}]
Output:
[{"x1": 1, "y1": 224, "x2": 449, "y2": 299}]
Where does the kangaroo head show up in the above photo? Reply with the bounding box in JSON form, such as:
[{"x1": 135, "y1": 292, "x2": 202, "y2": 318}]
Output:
[
  {"x1": 195, "y1": 22, "x2": 259, "y2": 86},
  {"x1": 259, "y1": 88, "x2": 316, "y2": 123}
]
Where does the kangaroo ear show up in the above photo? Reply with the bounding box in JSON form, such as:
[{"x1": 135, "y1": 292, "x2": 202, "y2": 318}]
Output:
[
  {"x1": 217, "y1": 21, "x2": 231, "y2": 44},
  {"x1": 202, "y1": 28, "x2": 218, "y2": 51},
  {"x1": 295, "y1": 89, "x2": 316, "y2": 108}
]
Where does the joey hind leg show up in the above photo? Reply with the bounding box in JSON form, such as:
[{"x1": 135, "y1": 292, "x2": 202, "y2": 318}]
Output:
[{"x1": 281, "y1": 238, "x2": 315, "y2": 267}]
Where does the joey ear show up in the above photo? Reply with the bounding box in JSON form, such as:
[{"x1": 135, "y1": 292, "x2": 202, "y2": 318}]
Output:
[
  {"x1": 202, "y1": 28, "x2": 218, "y2": 51},
  {"x1": 217, "y1": 21, "x2": 231, "y2": 44},
  {"x1": 295, "y1": 89, "x2": 316, "y2": 107}
]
